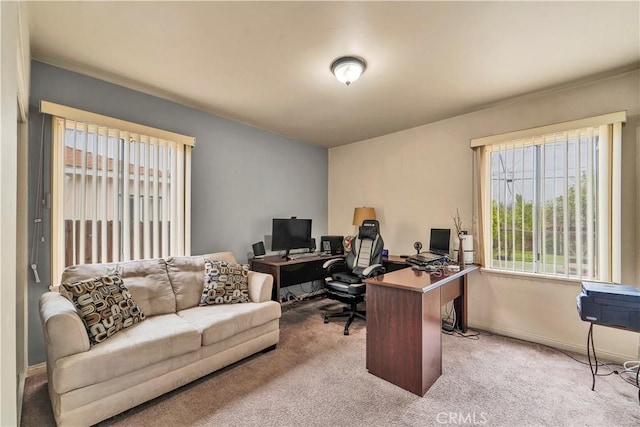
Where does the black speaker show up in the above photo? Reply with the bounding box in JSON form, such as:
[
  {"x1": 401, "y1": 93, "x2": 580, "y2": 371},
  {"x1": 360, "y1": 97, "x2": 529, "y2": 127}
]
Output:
[
  {"x1": 252, "y1": 241, "x2": 266, "y2": 258},
  {"x1": 309, "y1": 238, "x2": 316, "y2": 252}
]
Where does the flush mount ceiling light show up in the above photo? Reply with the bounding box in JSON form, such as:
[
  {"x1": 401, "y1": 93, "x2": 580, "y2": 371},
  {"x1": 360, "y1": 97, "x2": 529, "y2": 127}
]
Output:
[{"x1": 331, "y1": 56, "x2": 366, "y2": 86}]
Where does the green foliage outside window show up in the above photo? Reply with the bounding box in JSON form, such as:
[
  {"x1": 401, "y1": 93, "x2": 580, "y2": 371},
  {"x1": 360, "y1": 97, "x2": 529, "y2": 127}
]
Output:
[{"x1": 492, "y1": 172, "x2": 593, "y2": 265}]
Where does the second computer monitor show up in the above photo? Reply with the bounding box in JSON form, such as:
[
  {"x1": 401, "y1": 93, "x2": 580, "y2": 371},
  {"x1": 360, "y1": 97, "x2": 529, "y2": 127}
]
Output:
[{"x1": 429, "y1": 228, "x2": 451, "y2": 256}]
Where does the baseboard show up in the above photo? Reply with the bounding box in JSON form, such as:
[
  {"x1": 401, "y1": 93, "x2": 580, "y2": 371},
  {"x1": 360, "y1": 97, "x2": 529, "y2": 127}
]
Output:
[
  {"x1": 27, "y1": 362, "x2": 46, "y2": 377},
  {"x1": 469, "y1": 319, "x2": 635, "y2": 364}
]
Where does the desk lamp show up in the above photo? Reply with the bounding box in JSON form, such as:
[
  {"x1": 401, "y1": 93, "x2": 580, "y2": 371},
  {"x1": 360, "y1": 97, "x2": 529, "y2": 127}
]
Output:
[{"x1": 345, "y1": 207, "x2": 376, "y2": 252}]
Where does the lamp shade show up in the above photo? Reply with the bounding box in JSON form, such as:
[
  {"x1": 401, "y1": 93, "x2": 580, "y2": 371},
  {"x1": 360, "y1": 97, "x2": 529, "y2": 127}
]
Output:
[{"x1": 353, "y1": 207, "x2": 376, "y2": 226}]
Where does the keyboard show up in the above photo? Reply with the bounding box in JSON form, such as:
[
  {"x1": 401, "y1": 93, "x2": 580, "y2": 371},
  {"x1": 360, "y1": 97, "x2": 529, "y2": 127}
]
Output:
[
  {"x1": 407, "y1": 252, "x2": 448, "y2": 266},
  {"x1": 287, "y1": 253, "x2": 318, "y2": 260}
]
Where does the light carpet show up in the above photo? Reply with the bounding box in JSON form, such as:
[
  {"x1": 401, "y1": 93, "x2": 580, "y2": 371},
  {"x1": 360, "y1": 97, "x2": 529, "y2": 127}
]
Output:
[{"x1": 21, "y1": 298, "x2": 640, "y2": 426}]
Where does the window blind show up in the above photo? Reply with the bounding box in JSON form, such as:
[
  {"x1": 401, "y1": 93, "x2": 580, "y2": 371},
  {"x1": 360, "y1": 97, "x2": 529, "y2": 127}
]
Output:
[
  {"x1": 486, "y1": 128, "x2": 600, "y2": 279},
  {"x1": 472, "y1": 112, "x2": 625, "y2": 282},
  {"x1": 46, "y1": 101, "x2": 194, "y2": 285}
]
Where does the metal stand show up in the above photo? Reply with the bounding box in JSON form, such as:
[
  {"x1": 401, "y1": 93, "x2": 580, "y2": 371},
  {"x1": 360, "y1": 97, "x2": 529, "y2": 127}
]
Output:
[
  {"x1": 586, "y1": 323, "x2": 598, "y2": 391},
  {"x1": 586, "y1": 322, "x2": 640, "y2": 404}
]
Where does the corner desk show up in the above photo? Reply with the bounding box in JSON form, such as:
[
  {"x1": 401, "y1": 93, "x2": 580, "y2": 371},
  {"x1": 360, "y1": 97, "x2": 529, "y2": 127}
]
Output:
[
  {"x1": 249, "y1": 254, "x2": 408, "y2": 302},
  {"x1": 365, "y1": 264, "x2": 479, "y2": 396}
]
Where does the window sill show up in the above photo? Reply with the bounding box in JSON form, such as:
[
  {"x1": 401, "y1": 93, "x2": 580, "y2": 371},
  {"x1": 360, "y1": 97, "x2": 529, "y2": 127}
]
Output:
[{"x1": 478, "y1": 267, "x2": 586, "y2": 286}]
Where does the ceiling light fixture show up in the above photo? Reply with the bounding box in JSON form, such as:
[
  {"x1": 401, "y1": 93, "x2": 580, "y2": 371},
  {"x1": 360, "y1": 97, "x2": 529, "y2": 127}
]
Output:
[{"x1": 331, "y1": 56, "x2": 366, "y2": 86}]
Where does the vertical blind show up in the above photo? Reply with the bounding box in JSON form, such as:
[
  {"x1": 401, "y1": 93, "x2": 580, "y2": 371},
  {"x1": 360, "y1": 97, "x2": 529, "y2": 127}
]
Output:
[
  {"x1": 486, "y1": 127, "x2": 601, "y2": 279},
  {"x1": 471, "y1": 111, "x2": 625, "y2": 282},
  {"x1": 45, "y1": 101, "x2": 194, "y2": 285}
]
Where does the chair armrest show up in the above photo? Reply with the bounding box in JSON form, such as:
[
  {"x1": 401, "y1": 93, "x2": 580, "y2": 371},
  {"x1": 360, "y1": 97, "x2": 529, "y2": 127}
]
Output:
[
  {"x1": 362, "y1": 263, "x2": 386, "y2": 278},
  {"x1": 39, "y1": 292, "x2": 90, "y2": 363},
  {"x1": 248, "y1": 271, "x2": 274, "y2": 303},
  {"x1": 323, "y1": 258, "x2": 346, "y2": 275}
]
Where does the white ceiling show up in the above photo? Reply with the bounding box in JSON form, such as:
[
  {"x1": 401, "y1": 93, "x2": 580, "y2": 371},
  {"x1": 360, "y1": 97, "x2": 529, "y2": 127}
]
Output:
[{"x1": 27, "y1": 1, "x2": 639, "y2": 148}]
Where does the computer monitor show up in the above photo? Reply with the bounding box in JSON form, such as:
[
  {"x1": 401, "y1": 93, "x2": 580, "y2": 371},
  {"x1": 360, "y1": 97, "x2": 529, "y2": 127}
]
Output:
[
  {"x1": 429, "y1": 228, "x2": 451, "y2": 256},
  {"x1": 271, "y1": 218, "x2": 312, "y2": 258}
]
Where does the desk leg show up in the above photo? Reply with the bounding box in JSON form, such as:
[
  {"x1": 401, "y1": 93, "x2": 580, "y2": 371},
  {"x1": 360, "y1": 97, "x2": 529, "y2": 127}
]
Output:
[
  {"x1": 367, "y1": 284, "x2": 441, "y2": 396},
  {"x1": 452, "y1": 275, "x2": 468, "y2": 333},
  {"x1": 273, "y1": 269, "x2": 281, "y2": 302},
  {"x1": 250, "y1": 262, "x2": 281, "y2": 302}
]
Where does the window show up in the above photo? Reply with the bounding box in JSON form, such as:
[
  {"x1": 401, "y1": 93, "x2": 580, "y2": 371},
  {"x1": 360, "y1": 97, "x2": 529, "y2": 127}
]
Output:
[
  {"x1": 472, "y1": 112, "x2": 625, "y2": 282},
  {"x1": 44, "y1": 101, "x2": 195, "y2": 284}
]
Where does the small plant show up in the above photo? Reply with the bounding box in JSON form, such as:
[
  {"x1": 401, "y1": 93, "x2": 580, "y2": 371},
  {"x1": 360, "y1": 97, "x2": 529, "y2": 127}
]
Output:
[{"x1": 452, "y1": 209, "x2": 463, "y2": 236}]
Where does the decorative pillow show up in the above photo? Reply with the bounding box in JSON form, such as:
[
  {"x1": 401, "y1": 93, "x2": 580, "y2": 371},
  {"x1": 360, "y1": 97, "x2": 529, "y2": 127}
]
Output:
[
  {"x1": 60, "y1": 273, "x2": 146, "y2": 346},
  {"x1": 200, "y1": 260, "x2": 250, "y2": 305}
]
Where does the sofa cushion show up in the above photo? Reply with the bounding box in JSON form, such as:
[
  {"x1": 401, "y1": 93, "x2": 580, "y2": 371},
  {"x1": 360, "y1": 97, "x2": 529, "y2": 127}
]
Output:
[
  {"x1": 61, "y1": 258, "x2": 176, "y2": 316},
  {"x1": 166, "y1": 252, "x2": 237, "y2": 311},
  {"x1": 61, "y1": 262, "x2": 118, "y2": 284},
  {"x1": 178, "y1": 301, "x2": 282, "y2": 346},
  {"x1": 200, "y1": 260, "x2": 250, "y2": 305},
  {"x1": 118, "y1": 258, "x2": 176, "y2": 316},
  {"x1": 52, "y1": 313, "x2": 201, "y2": 394},
  {"x1": 60, "y1": 274, "x2": 146, "y2": 346}
]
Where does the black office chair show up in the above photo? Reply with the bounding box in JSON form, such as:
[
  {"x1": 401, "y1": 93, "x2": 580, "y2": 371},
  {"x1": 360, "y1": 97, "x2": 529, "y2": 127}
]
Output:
[{"x1": 322, "y1": 219, "x2": 385, "y2": 335}]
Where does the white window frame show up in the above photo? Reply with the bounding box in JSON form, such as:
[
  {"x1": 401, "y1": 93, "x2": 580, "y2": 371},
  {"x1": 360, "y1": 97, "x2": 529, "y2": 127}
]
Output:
[
  {"x1": 43, "y1": 101, "x2": 195, "y2": 286},
  {"x1": 471, "y1": 111, "x2": 626, "y2": 283}
]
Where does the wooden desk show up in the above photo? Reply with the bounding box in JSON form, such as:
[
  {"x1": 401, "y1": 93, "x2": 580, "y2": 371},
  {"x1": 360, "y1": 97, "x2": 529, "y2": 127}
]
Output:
[
  {"x1": 250, "y1": 254, "x2": 410, "y2": 302},
  {"x1": 365, "y1": 265, "x2": 478, "y2": 396},
  {"x1": 250, "y1": 254, "x2": 343, "y2": 302},
  {"x1": 382, "y1": 255, "x2": 410, "y2": 272}
]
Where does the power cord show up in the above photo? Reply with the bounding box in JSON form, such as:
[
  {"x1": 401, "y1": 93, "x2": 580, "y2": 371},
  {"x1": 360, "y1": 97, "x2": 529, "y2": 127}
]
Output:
[
  {"x1": 282, "y1": 280, "x2": 326, "y2": 304},
  {"x1": 476, "y1": 329, "x2": 626, "y2": 379},
  {"x1": 441, "y1": 302, "x2": 456, "y2": 332},
  {"x1": 299, "y1": 279, "x2": 325, "y2": 299},
  {"x1": 440, "y1": 304, "x2": 480, "y2": 339},
  {"x1": 621, "y1": 361, "x2": 640, "y2": 388},
  {"x1": 281, "y1": 289, "x2": 301, "y2": 303},
  {"x1": 453, "y1": 329, "x2": 481, "y2": 340}
]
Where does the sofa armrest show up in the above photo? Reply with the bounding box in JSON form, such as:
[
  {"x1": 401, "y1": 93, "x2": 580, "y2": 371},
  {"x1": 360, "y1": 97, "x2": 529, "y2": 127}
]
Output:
[
  {"x1": 247, "y1": 271, "x2": 274, "y2": 303},
  {"x1": 39, "y1": 292, "x2": 90, "y2": 363}
]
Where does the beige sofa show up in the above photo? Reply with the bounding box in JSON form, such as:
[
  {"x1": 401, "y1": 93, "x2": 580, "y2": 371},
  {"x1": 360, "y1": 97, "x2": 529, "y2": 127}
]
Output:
[{"x1": 39, "y1": 252, "x2": 281, "y2": 427}]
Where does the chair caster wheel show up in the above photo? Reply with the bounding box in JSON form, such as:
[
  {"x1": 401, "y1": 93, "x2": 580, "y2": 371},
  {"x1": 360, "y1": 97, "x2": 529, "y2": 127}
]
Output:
[
  {"x1": 323, "y1": 316, "x2": 329, "y2": 324},
  {"x1": 344, "y1": 330, "x2": 349, "y2": 336}
]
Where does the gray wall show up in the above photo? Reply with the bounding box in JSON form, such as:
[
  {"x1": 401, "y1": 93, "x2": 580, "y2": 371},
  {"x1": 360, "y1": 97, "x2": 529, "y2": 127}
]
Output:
[{"x1": 28, "y1": 60, "x2": 328, "y2": 364}]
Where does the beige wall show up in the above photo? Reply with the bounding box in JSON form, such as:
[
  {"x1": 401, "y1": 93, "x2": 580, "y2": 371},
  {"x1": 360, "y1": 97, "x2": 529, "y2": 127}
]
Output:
[
  {"x1": 329, "y1": 70, "x2": 640, "y2": 362},
  {"x1": 1, "y1": 1, "x2": 30, "y2": 425}
]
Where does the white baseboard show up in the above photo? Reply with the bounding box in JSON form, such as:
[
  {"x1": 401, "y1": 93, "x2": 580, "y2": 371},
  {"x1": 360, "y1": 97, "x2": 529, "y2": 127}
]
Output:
[
  {"x1": 26, "y1": 362, "x2": 46, "y2": 377},
  {"x1": 469, "y1": 319, "x2": 635, "y2": 364}
]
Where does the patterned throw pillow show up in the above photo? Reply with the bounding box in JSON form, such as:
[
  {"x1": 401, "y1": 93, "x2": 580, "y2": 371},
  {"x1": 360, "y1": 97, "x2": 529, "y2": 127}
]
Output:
[
  {"x1": 60, "y1": 274, "x2": 146, "y2": 346},
  {"x1": 200, "y1": 260, "x2": 250, "y2": 305}
]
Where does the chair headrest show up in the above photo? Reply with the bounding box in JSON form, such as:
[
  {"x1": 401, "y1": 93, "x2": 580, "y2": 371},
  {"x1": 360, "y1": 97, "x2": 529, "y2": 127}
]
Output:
[{"x1": 358, "y1": 219, "x2": 380, "y2": 240}]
